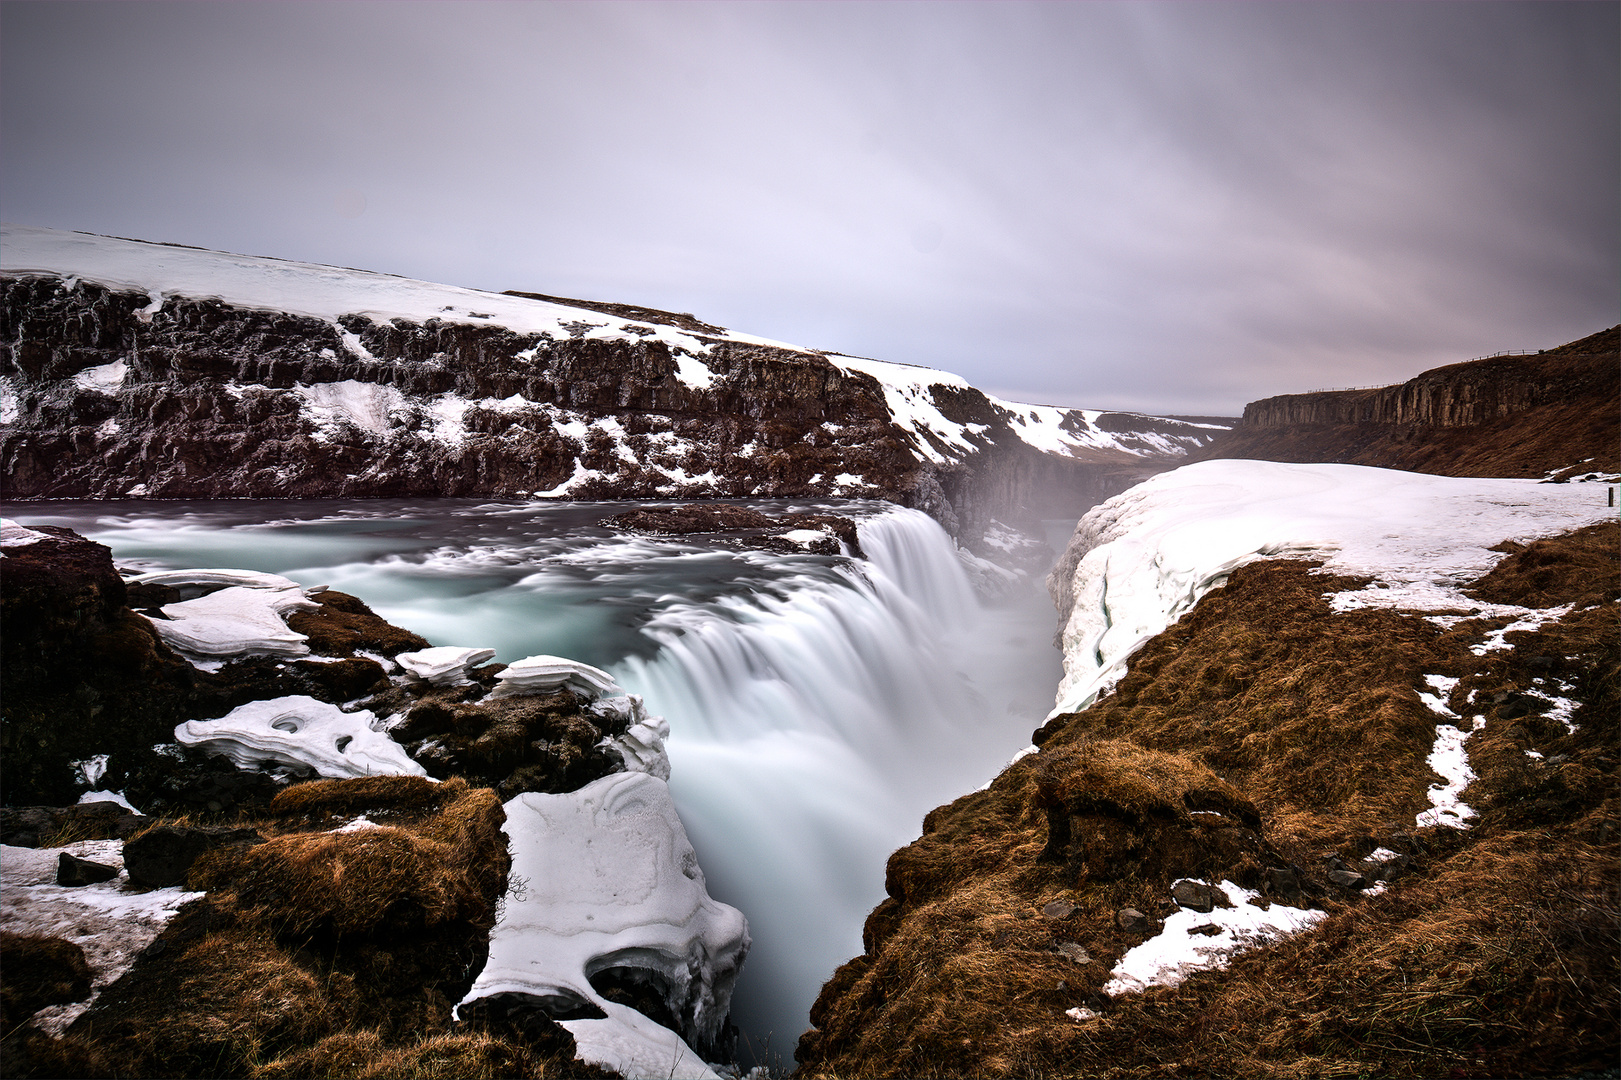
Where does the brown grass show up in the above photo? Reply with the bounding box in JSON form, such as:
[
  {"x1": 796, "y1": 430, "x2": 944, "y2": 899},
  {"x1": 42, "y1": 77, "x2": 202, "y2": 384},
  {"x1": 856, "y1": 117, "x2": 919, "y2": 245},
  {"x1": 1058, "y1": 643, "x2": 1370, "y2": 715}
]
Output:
[
  {"x1": 9, "y1": 776, "x2": 532, "y2": 1079},
  {"x1": 190, "y1": 778, "x2": 507, "y2": 937},
  {"x1": 798, "y1": 524, "x2": 1620, "y2": 1079}
]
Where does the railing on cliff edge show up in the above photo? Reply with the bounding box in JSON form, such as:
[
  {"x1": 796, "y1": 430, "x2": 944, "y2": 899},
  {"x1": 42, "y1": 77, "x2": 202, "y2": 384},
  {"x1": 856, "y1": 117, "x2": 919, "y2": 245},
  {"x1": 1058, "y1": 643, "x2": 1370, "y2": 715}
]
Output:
[{"x1": 1301, "y1": 349, "x2": 1542, "y2": 395}]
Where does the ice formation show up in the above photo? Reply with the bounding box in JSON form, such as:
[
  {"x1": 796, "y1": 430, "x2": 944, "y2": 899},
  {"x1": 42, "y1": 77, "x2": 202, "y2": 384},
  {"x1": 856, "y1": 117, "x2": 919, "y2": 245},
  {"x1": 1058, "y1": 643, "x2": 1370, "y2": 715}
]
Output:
[
  {"x1": 595, "y1": 695, "x2": 672, "y2": 780},
  {"x1": 130, "y1": 569, "x2": 321, "y2": 662},
  {"x1": 175, "y1": 695, "x2": 425, "y2": 779},
  {"x1": 491, "y1": 654, "x2": 621, "y2": 699},
  {"x1": 395, "y1": 645, "x2": 496, "y2": 686},
  {"x1": 461, "y1": 772, "x2": 748, "y2": 1080},
  {"x1": 1, "y1": 519, "x2": 52, "y2": 546},
  {"x1": 1051, "y1": 460, "x2": 1611, "y2": 717}
]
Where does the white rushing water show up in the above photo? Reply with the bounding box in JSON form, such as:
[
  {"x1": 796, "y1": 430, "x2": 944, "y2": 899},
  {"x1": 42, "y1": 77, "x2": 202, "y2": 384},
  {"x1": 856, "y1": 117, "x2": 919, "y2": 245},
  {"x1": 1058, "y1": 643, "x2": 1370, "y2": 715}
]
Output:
[{"x1": 4, "y1": 498, "x2": 1064, "y2": 1065}]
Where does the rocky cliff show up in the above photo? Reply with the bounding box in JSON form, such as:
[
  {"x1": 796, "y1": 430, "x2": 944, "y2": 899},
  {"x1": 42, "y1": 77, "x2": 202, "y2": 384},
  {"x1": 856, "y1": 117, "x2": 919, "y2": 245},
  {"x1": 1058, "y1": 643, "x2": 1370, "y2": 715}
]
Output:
[
  {"x1": 1191, "y1": 327, "x2": 1618, "y2": 479},
  {"x1": 0, "y1": 225, "x2": 1226, "y2": 537}
]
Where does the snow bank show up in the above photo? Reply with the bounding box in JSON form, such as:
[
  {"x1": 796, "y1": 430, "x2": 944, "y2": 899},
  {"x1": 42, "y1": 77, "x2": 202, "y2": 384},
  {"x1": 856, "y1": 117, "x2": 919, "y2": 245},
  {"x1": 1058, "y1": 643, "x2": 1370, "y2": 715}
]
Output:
[
  {"x1": 175, "y1": 695, "x2": 426, "y2": 779},
  {"x1": 0, "y1": 839, "x2": 202, "y2": 1035},
  {"x1": 1, "y1": 518, "x2": 52, "y2": 547},
  {"x1": 461, "y1": 772, "x2": 748, "y2": 1080},
  {"x1": 1052, "y1": 460, "x2": 1611, "y2": 717},
  {"x1": 0, "y1": 223, "x2": 806, "y2": 364}
]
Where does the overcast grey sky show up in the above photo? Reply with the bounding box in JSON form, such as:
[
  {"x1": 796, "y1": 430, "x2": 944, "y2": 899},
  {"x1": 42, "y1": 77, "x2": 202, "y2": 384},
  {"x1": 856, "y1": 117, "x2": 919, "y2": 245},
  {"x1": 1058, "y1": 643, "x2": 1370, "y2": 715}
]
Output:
[{"x1": 2, "y1": 1, "x2": 1615, "y2": 415}]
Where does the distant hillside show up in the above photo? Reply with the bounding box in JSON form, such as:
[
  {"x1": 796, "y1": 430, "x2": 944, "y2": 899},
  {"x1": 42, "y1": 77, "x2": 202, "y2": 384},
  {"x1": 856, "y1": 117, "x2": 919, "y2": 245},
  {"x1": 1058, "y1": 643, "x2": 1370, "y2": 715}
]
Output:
[
  {"x1": 0, "y1": 225, "x2": 1226, "y2": 540},
  {"x1": 1190, "y1": 327, "x2": 1618, "y2": 479}
]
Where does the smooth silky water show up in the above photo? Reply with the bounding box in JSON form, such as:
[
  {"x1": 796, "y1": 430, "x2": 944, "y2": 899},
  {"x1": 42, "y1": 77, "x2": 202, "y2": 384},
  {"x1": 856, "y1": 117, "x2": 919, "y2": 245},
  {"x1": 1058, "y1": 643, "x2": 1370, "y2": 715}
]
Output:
[{"x1": 5, "y1": 498, "x2": 1068, "y2": 1066}]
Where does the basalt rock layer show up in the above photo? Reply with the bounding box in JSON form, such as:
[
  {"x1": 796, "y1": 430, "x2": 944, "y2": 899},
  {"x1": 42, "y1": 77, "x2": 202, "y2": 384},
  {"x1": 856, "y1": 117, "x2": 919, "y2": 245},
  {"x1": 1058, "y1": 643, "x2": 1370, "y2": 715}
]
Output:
[
  {"x1": 1191, "y1": 326, "x2": 1619, "y2": 478},
  {"x1": 0, "y1": 225, "x2": 1225, "y2": 537}
]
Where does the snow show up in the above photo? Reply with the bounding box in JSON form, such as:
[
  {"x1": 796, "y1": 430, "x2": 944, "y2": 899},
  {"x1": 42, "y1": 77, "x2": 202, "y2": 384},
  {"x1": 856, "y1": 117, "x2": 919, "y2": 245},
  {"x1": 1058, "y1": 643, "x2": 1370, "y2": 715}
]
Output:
[
  {"x1": 777, "y1": 529, "x2": 828, "y2": 545},
  {"x1": 143, "y1": 583, "x2": 319, "y2": 661},
  {"x1": 460, "y1": 772, "x2": 748, "y2": 1080},
  {"x1": 596, "y1": 695, "x2": 672, "y2": 780},
  {"x1": 0, "y1": 377, "x2": 18, "y2": 423},
  {"x1": 1, "y1": 518, "x2": 52, "y2": 547},
  {"x1": 491, "y1": 654, "x2": 622, "y2": 699},
  {"x1": 1415, "y1": 718, "x2": 1483, "y2": 831},
  {"x1": 1, "y1": 839, "x2": 202, "y2": 1035},
  {"x1": 1052, "y1": 461, "x2": 1611, "y2": 717},
  {"x1": 0, "y1": 223, "x2": 806, "y2": 364},
  {"x1": 825, "y1": 354, "x2": 980, "y2": 464},
  {"x1": 292, "y1": 379, "x2": 408, "y2": 437},
  {"x1": 77, "y1": 790, "x2": 139, "y2": 813},
  {"x1": 71, "y1": 753, "x2": 110, "y2": 786},
  {"x1": 72, "y1": 359, "x2": 127, "y2": 393},
  {"x1": 1102, "y1": 879, "x2": 1327, "y2": 996},
  {"x1": 175, "y1": 695, "x2": 427, "y2": 779},
  {"x1": 395, "y1": 645, "x2": 496, "y2": 686},
  {"x1": 673, "y1": 352, "x2": 719, "y2": 391},
  {"x1": 1469, "y1": 606, "x2": 1572, "y2": 655}
]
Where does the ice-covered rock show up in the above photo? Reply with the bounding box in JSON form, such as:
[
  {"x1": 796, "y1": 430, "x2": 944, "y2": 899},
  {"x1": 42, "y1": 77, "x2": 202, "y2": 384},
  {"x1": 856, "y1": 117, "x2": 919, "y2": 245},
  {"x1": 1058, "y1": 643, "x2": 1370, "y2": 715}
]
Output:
[
  {"x1": 395, "y1": 645, "x2": 496, "y2": 686},
  {"x1": 461, "y1": 772, "x2": 748, "y2": 1080},
  {"x1": 595, "y1": 695, "x2": 673, "y2": 781},
  {"x1": 175, "y1": 695, "x2": 426, "y2": 779},
  {"x1": 1, "y1": 519, "x2": 52, "y2": 547},
  {"x1": 128, "y1": 567, "x2": 311, "y2": 599},
  {"x1": 144, "y1": 581, "x2": 319, "y2": 660},
  {"x1": 491, "y1": 654, "x2": 621, "y2": 700}
]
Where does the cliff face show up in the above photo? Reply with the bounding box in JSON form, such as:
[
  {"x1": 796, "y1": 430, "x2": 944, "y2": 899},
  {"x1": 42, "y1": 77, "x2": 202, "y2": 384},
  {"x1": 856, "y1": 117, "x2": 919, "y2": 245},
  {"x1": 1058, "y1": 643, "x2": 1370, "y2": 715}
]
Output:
[
  {"x1": 0, "y1": 226, "x2": 1225, "y2": 538},
  {"x1": 1194, "y1": 327, "x2": 1618, "y2": 478}
]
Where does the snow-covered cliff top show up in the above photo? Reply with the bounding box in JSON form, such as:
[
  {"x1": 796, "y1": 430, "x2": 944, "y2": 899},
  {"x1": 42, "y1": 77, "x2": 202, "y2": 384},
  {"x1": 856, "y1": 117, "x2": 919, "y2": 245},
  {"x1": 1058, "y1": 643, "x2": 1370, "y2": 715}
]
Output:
[{"x1": 1051, "y1": 459, "x2": 1614, "y2": 716}]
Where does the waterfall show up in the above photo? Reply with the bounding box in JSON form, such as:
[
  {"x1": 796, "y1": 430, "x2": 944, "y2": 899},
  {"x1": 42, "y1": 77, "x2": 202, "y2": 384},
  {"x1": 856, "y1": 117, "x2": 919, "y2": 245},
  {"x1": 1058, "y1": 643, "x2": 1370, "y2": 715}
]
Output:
[{"x1": 613, "y1": 506, "x2": 1036, "y2": 1061}]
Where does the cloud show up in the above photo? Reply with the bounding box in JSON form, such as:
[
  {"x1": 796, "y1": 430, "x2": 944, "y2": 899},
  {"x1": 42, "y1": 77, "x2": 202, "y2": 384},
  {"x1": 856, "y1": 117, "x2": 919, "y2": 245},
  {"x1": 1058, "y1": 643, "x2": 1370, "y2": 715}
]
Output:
[{"x1": 2, "y1": 1, "x2": 1614, "y2": 414}]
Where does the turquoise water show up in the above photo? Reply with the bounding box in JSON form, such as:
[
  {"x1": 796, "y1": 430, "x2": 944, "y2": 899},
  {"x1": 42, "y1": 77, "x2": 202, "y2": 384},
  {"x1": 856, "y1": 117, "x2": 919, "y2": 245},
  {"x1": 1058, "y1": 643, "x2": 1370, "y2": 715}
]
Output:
[{"x1": 6, "y1": 497, "x2": 1065, "y2": 1065}]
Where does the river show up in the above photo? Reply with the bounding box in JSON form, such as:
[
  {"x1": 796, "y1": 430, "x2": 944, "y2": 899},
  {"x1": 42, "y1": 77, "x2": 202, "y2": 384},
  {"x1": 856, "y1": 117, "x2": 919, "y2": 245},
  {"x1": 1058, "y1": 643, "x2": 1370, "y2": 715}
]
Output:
[{"x1": 4, "y1": 497, "x2": 1068, "y2": 1067}]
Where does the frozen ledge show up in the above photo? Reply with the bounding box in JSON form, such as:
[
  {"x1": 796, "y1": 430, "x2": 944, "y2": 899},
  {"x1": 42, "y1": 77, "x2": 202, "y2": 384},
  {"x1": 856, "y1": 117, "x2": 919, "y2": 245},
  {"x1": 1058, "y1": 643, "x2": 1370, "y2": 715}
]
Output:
[{"x1": 460, "y1": 771, "x2": 748, "y2": 1080}]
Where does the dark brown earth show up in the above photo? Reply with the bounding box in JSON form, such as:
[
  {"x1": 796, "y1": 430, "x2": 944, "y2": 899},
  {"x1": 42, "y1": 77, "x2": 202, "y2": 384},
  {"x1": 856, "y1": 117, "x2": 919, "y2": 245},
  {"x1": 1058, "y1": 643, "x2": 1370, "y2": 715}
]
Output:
[{"x1": 1191, "y1": 326, "x2": 1619, "y2": 478}]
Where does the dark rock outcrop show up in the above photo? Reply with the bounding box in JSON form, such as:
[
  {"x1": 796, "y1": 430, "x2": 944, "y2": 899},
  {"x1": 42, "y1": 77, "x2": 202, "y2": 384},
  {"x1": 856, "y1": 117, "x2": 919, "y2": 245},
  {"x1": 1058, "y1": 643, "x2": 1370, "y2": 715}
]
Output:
[
  {"x1": 0, "y1": 933, "x2": 93, "y2": 1028},
  {"x1": 1192, "y1": 327, "x2": 1619, "y2": 477},
  {"x1": 122, "y1": 824, "x2": 265, "y2": 889},
  {"x1": 1, "y1": 236, "x2": 1223, "y2": 538}
]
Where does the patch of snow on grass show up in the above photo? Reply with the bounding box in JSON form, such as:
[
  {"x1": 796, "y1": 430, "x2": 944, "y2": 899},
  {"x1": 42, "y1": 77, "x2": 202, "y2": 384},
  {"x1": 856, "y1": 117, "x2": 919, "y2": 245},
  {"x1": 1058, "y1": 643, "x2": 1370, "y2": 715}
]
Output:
[
  {"x1": 1417, "y1": 675, "x2": 1460, "y2": 717},
  {"x1": 1469, "y1": 606, "x2": 1573, "y2": 655},
  {"x1": 1415, "y1": 716, "x2": 1483, "y2": 830},
  {"x1": 1102, "y1": 879, "x2": 1326, "y2": 996},
  {"x1": 1, "y1": 840, "x2": 202, "y2": 1035}
]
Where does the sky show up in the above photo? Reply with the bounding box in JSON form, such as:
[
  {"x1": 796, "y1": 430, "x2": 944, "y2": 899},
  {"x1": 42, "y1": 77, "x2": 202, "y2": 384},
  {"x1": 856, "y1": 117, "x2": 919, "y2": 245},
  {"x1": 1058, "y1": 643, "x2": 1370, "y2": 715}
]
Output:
[{"x1": 2, "y1": 1, "x2": 1615, "y2": 416}]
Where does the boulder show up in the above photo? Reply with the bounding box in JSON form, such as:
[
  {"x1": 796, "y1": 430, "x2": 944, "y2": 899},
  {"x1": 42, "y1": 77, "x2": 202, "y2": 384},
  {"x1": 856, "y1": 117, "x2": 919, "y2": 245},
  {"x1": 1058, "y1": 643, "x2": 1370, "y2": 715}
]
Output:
[
  {"x1": 56, "y1": 852, "x2": 119, "y2": 887},
  {"x1": 1115, "y1": 908, "x2": 1151, "y2": 934},
  {"x1": 1170, "y1": 879, "x2": 1220, "y2": 913}
]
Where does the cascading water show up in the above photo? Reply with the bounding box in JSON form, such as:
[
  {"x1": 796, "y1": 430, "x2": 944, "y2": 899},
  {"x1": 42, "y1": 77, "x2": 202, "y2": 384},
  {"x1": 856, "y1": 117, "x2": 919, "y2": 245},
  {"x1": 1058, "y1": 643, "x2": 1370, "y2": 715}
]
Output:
[{"x1": 5, "y1": 498, "x2": 1064, "y2": 1067}]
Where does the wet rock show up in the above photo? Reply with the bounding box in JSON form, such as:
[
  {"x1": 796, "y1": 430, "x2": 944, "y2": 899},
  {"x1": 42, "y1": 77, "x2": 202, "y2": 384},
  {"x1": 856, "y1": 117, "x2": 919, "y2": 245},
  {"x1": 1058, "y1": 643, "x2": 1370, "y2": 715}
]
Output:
[
  {"x1": 56, "y1": 852, "x2": 120, "y2": 887},
  {"x1": 1266, "y1": 867, "x2": 1304, "y2": 904},
  {"x1": 1115, "y1": 908, "x2": 1150, "y2": 934},
  {"x1": 123, "y1": 824, "x2": 264, "y2": 889},
  {"x1": 0, "y1": 803, "x2": 148, "y2": 848},
  {"x1": 1189, "y1": 923, "x2": 1223, "y2": 937},
  {"x1": 1053, "y1": 941, "x2": 1092, "y2": 964},
  {"x1": 1041, "y1": 899, "x2": 1076, "y2": 920},
  {"x1": 1327, "y1": 868, "x2": 1368, "y2": 889},
  {"x1": 1170, "y1": 880, "x2": 1220, "y2": 912}
]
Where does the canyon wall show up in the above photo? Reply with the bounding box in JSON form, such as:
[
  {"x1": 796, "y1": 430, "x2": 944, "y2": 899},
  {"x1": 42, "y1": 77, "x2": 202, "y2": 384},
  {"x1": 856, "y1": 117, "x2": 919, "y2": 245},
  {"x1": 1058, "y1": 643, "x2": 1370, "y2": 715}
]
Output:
[
  {"x1": 0, "y1": 227, "x2": 1225, "y2": 539},
  {"x1": 1193, "y1": 326, "x2": 1618, "y2": 478}
]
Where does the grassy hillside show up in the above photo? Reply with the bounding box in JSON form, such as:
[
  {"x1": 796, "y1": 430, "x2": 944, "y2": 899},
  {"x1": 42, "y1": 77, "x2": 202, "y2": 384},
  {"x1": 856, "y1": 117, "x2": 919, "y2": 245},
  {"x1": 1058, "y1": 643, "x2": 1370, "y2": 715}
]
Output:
[{"x1": 797, "y1": 523, "x2": 1618, "y2": 1079}]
